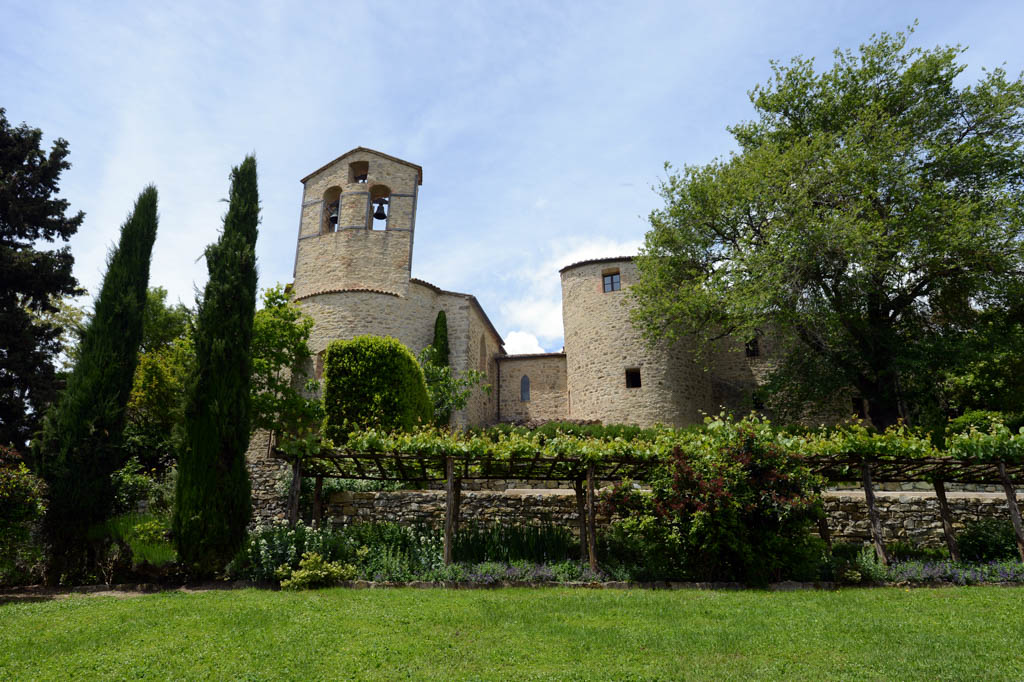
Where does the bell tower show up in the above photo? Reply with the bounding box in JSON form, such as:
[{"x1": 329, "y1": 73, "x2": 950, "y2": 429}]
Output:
[{"x1": 291, "y1": 148, "x2": 422, "y2": 299}]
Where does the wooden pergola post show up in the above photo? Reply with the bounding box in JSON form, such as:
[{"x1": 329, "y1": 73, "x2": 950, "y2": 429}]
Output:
[
  {"x1": 574, "y1": 478, "x2": 588, "y2": 563},
  {"x1": 586, "y1": 464, "x2": 597, "y2": 573},
  {"x1": 997, "y1": 462, "x2": 1024, "y2": 563},
  {"x1": 311, "y1": 474, "x2": 324, "y2": 529},
  {"x1": 932, "y1": 478, "x2": 960, "y2": 562},
  {"x1": 861, "y1": 463, "x2": 889, "y2": 566},
  {"x1": 444, "y1": 456, "x2": 456, "y2": 565}
]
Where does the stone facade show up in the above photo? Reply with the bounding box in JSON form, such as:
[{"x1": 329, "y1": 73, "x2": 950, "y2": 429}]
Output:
[
  {"x1": 560, "y1": 258, "x2": 715, "y2": 427},
  {"x1": 496, "y1": 354, "x2": 568, "y2": 422},
  {"x1": 324, "y1": 488, "x2": 1024, "y2": 549}
]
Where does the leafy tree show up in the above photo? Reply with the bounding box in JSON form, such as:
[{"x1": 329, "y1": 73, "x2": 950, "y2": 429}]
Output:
[
  {"x1": 0, "y1": 109, "x2": 85, "y2": 447},
  {"x1": 418, "y1": 345, "x2": 489, "y2": 427},
  {"x1": 123, "y1": 333, "x2": 194, "y2": 472},
  {"x1": 33, "y1": 187, "x2": 159, "y2": 582},
  {"x1": 174, "y1": 156, "x2": 259, "y2": 576},
  {"x1": 0, "y1": 445, "x2": 46, "y2": 584},
  {"x1": 140, "y1": 286, "x2": 191, "y2": 353},
  {"x1": 632, "y1": 29, "x2": 1024, "y2": 429},
  {"x1": 122, "y1": 288, "x2": 194, "y2": 472},
  {"x1": 250, "y1": 284, "x2": 318, "y2": 440}
]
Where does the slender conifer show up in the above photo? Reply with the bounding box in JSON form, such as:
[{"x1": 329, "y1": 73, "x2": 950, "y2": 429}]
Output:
[
  {"x1": 34, "y1": 187, "x2": 159, "y2": 582},
  {"x1": 174, "y1": 156, "x2": 259, "y2": 575},
  {"x1": 432, "y1": 310, "x2": 449, "y2": 366}
]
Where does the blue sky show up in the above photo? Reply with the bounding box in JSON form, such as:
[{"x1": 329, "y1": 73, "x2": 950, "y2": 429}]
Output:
[{"x1": 3, "y1": 1, "x2": 1022, "y2": 353}]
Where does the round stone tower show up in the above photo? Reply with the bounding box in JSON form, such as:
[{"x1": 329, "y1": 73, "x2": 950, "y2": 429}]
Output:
[{"x1": 559, "y1": 257, "x2": 711, "y2": 427}]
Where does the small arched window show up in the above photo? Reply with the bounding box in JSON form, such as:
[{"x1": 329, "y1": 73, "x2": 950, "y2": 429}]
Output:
[
  {"x1": 520, "y1": 375, "x2": 530, "y2": 402},
  {"x1": 478, "y1": 335, "x2": 487, "y2": 372}
]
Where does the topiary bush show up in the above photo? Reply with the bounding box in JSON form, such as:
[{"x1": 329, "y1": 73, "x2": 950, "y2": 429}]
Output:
[{"x1": 322, "y1": 335, "x2": 432, "y2": 443}]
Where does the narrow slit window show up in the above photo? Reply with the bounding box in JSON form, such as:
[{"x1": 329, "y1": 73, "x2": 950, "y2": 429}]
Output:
[
  {"x1": 520, "y1": 375, "x2": 531, "y2": 402},
  {"x1": 603, "y1": 272, "x2": 621, "y2": 292},
  {"x1": 625, "y1": 368, "x2": 641, "y2": 388}
]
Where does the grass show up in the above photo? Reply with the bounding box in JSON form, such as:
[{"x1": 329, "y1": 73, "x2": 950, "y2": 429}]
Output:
[{"x1": 1, "y1": 586, "x2": 1022, "y2": 680}]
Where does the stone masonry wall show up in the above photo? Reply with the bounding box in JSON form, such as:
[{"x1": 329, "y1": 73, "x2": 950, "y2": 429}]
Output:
[
  {"x1": 451, "y1": 295, "x2": 503, "y2": 428},
  {"x1": 497, "y1": 354, "x2": 568, "y2": 422},
  {"x1": 324, "y1": 488, "x2": 1024, "y2": 549},
  {"x1": 561, "y1": 259, "x2": 712, "y2": 427},
  {"x1": 246, "y1": 430, "x2": 290, "y2": 525}
]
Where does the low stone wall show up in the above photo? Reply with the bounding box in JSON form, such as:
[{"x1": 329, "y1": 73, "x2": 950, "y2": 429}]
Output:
[{"x1": 325, "y1": 488, "x2": 1024, "y2": 548}]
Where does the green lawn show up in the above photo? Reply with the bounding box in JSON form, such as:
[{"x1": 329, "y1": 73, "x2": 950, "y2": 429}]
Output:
[{"x1": 1, "y1": 586, "x2": 1021, "y2": 680}]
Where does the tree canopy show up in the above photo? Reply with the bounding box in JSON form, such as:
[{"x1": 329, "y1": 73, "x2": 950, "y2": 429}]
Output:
[
  {"x1": 631, "y1": 29, "x2": 1024, "y2": 429},
  {"x1": 0, "y1": 109, "x2": 85, "y2": 447}
]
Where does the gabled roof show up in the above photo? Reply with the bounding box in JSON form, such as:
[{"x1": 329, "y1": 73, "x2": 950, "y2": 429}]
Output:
[{"x1": 300, "y1": 147, "x2": 423, "y2": 185}]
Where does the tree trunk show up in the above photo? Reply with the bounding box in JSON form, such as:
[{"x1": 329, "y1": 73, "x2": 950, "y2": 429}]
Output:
[{"x1": 861, "y1": 463, "x2": 889, "y2": 566}]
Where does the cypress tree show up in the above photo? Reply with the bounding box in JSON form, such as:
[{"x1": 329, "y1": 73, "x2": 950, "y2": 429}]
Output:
[
  {"x1": 432, "y1": 310, "x2": 449, "y2": 366},
  {"x1": 34, "y1": 187, "x2": 159, "y2": 582},
  {"x1": 174, "y1": 156, "x2": 259, "y2": 576}
]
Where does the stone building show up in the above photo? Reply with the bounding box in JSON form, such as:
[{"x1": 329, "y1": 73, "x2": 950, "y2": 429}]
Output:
[
  {"x1": 247, "y1": 147, "x2": 776, "y2": 520},
  {"x1": 292, "y1": 147, "x2": 773, "y2": 429}
]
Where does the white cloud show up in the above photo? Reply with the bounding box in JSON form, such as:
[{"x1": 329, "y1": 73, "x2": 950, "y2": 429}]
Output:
[
  {"x1": 503, "y1": 331, "x2": 546, "y2": 355},
  {"x1": 497, "y1": 236, "x2": 644, "y2": 350}
]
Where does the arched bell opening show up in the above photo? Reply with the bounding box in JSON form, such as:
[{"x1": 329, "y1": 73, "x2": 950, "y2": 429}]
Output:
[
  {"x1": 369, "y1": 184, "x2": 391, "y2": 230},
  {"x1": 321, "y1": 186, "x2": 342, "y2": 234}
]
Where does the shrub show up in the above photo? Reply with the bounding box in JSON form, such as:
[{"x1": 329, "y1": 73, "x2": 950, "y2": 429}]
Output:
[
  {"x1": 277, "y1": 552, "x2": 355, "y2": 590},
  {"x1": 98, "y1": 513, "x2": 176, "y2": 568},
  {"x1": 322, "y1": 335, "x2": 432, "y2": 443},
  {"x1": 886, "y1": 540, "x2": 947, "y2": 563},
  {"x1": 453, "y1": 522, "x2": 576, "y2": 564},
  {"x1": 602, "y1": 416, "x2": 826, "y2": 584},
  {"x1": 957, "y1": 519, "x2": 1018, "y2": 562},
  {"x1": 232, "y1": 521, "x2": 343, "y2": 582},
  {"x1": 0, "y1": 446, "x2": 46, "y2": 585}
]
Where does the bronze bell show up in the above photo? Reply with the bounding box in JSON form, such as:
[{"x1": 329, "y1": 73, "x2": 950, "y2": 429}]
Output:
[{"x1": 373, "y1": 198, "x2": 388, "y2": 220}]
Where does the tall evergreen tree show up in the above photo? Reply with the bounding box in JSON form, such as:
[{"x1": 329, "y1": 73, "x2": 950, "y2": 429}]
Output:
[
  {"x1": 0, "y1": 109, "x2": 85, "y2": 447},
  {"x1": 33, "y1": 187, "x2": 158, "y2": 582},
  {"x1": 174, "y1": 156, "x2": 259, "y2": 576},
  {"x1": 432, "y1": 310, "x2": 449, "y2": 366}
]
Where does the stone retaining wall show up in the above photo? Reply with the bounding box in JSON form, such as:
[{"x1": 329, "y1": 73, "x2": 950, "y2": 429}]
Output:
[{"x1": 325, "y1": 488, "x2": 1024, "y2": 548}]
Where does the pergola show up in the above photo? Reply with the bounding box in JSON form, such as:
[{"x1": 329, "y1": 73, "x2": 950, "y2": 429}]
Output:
[{"x1": 278, "y1": 448, "x2": 1024, "y2": 570}]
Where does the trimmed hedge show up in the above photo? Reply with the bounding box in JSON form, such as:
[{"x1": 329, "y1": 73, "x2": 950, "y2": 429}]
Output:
[{"x1": 322, "y1": 335, "x2": 432, "y2": 443}]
